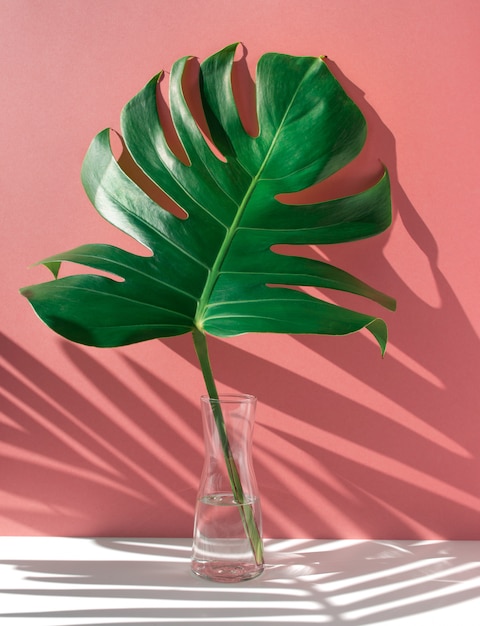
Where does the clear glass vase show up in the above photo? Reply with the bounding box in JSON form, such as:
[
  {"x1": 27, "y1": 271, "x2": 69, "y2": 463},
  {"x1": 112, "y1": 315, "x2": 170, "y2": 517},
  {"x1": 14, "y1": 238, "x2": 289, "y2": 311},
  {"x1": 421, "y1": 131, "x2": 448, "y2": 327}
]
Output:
[{"x1": 191, "y1": 394, "x2": 264, "y2": 582}]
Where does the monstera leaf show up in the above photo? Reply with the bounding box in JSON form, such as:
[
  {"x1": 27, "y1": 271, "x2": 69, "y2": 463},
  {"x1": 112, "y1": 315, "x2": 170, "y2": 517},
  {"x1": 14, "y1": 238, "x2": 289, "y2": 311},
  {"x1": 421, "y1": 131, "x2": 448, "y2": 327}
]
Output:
[{"x1": 21, "y1": 43, "x2": 395, "y2": 355}]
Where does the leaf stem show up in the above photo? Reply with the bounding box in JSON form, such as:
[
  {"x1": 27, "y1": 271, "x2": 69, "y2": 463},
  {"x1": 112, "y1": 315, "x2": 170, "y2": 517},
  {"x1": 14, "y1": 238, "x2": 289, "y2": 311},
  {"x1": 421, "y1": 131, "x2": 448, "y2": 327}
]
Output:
[{"x1": 192, "y1": 326, "x2": 264, "y2": 566}]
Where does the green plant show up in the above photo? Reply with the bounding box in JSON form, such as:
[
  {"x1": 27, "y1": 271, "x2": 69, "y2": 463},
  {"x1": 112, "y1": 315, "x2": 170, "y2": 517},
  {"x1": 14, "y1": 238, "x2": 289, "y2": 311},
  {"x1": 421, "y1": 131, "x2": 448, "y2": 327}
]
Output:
[{"x1": 21, "y1": 43, "x2": 396, "y2": 565}]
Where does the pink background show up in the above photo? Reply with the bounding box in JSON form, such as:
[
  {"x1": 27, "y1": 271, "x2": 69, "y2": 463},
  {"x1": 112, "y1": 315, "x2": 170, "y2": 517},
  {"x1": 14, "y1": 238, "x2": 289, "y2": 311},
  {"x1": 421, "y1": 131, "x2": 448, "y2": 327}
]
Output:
[{"x1": 1, "y1": 0, "x2": 479, "y2": 539}]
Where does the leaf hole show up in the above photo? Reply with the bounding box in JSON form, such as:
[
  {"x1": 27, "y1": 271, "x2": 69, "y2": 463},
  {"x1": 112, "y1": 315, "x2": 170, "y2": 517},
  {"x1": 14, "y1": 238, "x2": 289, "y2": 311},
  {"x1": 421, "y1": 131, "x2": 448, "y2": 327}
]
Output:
[
  {"x1": 270, "y1": 243, "x2": 330, "y2": 261},
  {"x1": 266, "y1": 282, "x2": 305, "y2": 294},
  {"x1": 51, "y1": 262, "x2": 126, "y2": 283},
  {"x1": 181, "y1": 57, "x2": 227, "y2": 163},
  {"x1": 113, "y1": 130, "x2": 188, "y2": 221},
  {"x1": 276, "y1": 157, "x2": 386, "y2": 205},
  {"x1": 156, "y1": 71, "x2": 190, "y2": 166},
  {"x1": 231, "y1": 44, "x2": 259, "y2": 138}
]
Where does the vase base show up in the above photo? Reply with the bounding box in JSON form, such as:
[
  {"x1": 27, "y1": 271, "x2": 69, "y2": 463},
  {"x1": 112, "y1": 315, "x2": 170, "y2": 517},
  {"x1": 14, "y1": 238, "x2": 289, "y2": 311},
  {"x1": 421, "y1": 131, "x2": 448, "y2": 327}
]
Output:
[{"x1": 191, "y1": 560, "x2": 264, "y2": 583}]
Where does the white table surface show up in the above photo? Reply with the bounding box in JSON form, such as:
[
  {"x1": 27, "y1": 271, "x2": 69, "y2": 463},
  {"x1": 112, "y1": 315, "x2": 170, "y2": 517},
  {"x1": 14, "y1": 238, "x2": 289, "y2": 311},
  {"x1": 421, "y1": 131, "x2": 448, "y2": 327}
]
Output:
[{"x1": 0, "y1": 537, "x2": 479, "y2": 625}]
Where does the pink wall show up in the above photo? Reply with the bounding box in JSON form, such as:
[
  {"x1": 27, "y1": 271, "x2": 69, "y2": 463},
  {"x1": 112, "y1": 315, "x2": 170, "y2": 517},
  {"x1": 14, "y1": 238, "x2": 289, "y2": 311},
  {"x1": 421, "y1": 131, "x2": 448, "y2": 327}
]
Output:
[{"x1": 1, "y1": 0, "x2": 479, "y2": 539}]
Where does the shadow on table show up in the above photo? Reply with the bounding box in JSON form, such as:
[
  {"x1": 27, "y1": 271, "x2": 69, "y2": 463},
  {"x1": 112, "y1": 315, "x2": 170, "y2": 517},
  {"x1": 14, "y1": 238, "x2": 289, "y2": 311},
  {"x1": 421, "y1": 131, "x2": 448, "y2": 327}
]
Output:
[{"x1": 1, "y1": 539, "x2": 479, "y2": 625}]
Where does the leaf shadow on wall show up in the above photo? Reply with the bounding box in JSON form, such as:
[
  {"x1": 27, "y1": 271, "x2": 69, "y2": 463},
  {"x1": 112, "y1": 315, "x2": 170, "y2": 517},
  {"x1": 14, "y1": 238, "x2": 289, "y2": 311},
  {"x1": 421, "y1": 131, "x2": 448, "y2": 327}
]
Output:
[
  {"x1": 0, "y1": 331, "x2": 202, "y2": 536},
  {"x1": 157, "y1": 55, "x2": 480, "y2": 538},
  {"x1": 288, "y1": 60, "x2": 480, "y2": 537}
]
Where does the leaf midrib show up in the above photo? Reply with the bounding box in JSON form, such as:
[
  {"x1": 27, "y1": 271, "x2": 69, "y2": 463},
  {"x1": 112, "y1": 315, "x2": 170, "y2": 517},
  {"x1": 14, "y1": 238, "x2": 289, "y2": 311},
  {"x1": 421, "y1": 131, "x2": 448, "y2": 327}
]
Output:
[{"x1": 194, "y1": 59, "x2": 321, "y2": 330}]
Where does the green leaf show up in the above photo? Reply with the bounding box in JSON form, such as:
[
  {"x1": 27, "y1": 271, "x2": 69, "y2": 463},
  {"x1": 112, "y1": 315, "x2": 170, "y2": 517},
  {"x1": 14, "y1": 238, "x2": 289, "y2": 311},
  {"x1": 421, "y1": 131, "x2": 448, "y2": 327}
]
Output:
[{"x1": 21, "y1": 43, "x2": 395, "y2": 352}]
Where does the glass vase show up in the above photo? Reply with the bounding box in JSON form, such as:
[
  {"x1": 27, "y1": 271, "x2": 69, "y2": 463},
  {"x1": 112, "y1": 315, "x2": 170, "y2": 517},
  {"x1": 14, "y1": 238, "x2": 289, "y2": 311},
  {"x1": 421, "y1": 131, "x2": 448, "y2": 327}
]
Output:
[{"x1": 191, "y1": 394, "x2": 264, "y2": 582}]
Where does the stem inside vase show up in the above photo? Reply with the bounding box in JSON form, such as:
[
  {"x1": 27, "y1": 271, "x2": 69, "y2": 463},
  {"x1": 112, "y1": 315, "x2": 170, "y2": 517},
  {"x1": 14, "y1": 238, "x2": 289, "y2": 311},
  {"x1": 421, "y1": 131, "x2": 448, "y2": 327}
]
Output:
[{"x1": 192, "y1": 328, "x2": 264, "y2": 569}]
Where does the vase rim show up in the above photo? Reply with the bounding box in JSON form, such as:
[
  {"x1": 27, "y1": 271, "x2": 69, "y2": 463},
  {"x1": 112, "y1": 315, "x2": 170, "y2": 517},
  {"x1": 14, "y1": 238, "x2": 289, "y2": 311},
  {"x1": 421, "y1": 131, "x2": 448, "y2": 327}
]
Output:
[{"x1": 200, "y1": 393, "x2": 256, "y2": 404}]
